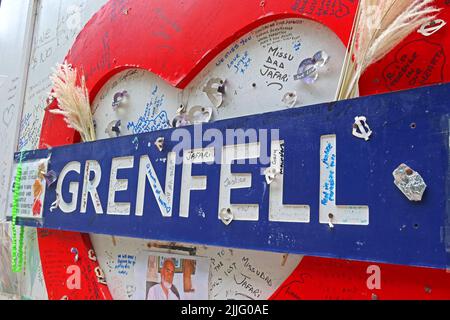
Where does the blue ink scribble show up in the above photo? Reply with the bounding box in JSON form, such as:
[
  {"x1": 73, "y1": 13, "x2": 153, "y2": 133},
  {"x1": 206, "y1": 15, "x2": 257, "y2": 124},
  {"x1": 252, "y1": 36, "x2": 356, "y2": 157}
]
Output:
[
  {"x1": 216, "y1": 35, "x2": 252, "y2": 67},
  {"x1": 321, "y1": 142, "x2": 336, "y2": 206},
  {"x1": 18, "y1": 112, "x2": 40, "y2": 151},
  {"x1": 293, "y1": 41, "x2": 301, "y2": 52},
  {"x1": 227, "y1": 51, "x2": 252, "y2": 75},
  {"x1": 146, "y1": 163, "x2": 171, "y2": 214},
  {"x1": 115, "y1": 254, "x2": 136, "y2": 276},
  {"x1": 132, "y1": 137, "x2": 139, "y2": 150},
  {"x1": 18, "y1": 113, "x2": 32, "y2": 150},
  {"x1": 127, "y1": 85, "x2": 170, "y2": 134},
  {"x1": 321, "y1": 170, "x2": 335, "y2": 206},
  {"x1": 322, "y1": 143, "x2": 336, "y2": 169}
]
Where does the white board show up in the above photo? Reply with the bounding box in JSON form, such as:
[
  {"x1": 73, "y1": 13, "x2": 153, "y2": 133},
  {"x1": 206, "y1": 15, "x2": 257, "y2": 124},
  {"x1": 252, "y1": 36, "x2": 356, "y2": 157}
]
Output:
[
  {"x1": 18, "y1": 0, "x2": 108, "y2": 152},
  {"x1": 90, "y1": 234, "x2": 302, "y2": 300}
]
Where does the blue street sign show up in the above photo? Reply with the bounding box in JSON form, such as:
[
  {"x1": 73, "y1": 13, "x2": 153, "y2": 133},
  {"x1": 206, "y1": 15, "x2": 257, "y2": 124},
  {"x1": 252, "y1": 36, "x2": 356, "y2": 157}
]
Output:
[{"x1": 13, "y1": 83, "x2": 450, "y2": 269}]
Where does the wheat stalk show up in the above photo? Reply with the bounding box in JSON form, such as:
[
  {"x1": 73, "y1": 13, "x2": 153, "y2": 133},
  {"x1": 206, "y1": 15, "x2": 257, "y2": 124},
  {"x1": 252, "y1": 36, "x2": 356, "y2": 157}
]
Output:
[
  {"x1": 49, "y1": 62, "x2": 96, "y2": 142},
  {"x1": 337, "y1": 0, "x2": 440, "y2": 100}
]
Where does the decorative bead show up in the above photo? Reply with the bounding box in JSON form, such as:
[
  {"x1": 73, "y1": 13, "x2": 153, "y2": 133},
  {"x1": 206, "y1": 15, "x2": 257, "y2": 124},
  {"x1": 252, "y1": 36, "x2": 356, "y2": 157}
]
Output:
[{"x1": 11, "y1": 152, "x2": 25, "y2": 273}]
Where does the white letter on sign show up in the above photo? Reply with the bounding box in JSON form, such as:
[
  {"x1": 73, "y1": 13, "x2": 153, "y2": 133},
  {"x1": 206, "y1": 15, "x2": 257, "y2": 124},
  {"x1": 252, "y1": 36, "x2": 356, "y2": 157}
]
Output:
[
  {"x1": 268, "y1": 140, "x2": 310, "y2": 223},
  {"x1": 219, "y1": 143, "x2": 260, "y2": 221},
  {"x1": 180, "y1": 148, "x2": 214, "y2": 218},
  {"x1": 319, "y1": 135, "x2": 369, "y2": 225},
  {"x1": 135, "y1": 153, "x2": 175, "y2": 217},
  {"x1": 56, "y1": 161, "x2": 81, "y2": 213},
  {"x1": 80, "y1": 160, "x2": 103, "y2": 214},
  {"x1": 107, "y1": 156, "x2": 134, "y2": 216}
]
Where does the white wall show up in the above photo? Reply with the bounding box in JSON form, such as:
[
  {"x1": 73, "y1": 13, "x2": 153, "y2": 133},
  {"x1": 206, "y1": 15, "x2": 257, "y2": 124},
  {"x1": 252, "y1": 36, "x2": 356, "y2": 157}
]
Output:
[
  {"x1": 0, "y1": 0, "x2": 36, "y2": 297},
  {"x1": 0, "y1": 0, "x2": 36, "y2": 221}
]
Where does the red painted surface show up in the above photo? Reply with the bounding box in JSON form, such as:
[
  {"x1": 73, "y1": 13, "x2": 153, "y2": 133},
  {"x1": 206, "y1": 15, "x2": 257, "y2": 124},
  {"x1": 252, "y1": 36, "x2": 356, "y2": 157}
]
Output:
[
  {"x1": 37, "y1": 229, "x2": 112, "y2": 300},
  {"x1": 359, "y1": 0, "x2": 450, "y2": 96},
  {"x1": 270, "y1": 256, "x2": 450, "y2": 300},
  {"x1": 38, "y1": 0, "x2": 357, "y2": 300}
]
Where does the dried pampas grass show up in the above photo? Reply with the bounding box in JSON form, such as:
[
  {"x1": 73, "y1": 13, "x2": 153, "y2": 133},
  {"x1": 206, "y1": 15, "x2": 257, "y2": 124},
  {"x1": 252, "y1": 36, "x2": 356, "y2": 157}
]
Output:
[
  {"x1": 49, "y1": 62, "x2": 96, "y2": 142},
  {"x1": 336, "y1": 0, "x2": 440, "y2": 100}
]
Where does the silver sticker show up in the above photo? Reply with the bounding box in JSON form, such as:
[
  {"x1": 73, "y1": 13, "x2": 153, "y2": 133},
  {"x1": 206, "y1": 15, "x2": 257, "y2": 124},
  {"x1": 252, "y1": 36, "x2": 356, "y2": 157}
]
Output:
[
  {"x1": 203, "y1": 78, "x2": 225, "y2": 108},
  {"x1": 43, "y1": 170, "x2": 58, "y2": 187},
  {"x1": 393, "y1": 164, "x2": 427, "y2": 201},
  {"x1": 172, "y1": 113, "x2": 191, "y2": 128},
  {"x1": 264, "y1": 167, "x2": 279, "y2": 185},
  {"x1": 112, "y1": 90, "x2": 129, "y2": 111},
  {"x1": 219, "y1": 208, "x2": 234, "y2": 226},
  {"x1": 294, "y1": 50, "x2": 330, "y2": 84},
  {"x1": 105, "y1": 120, "x2": 122, "y2": 138},
  {"x1": 188, "y1": 106, "x2": 213, "y2": 124},
  {"x1": 282, "y1": 92, "x2": 298, "y2": 108}
]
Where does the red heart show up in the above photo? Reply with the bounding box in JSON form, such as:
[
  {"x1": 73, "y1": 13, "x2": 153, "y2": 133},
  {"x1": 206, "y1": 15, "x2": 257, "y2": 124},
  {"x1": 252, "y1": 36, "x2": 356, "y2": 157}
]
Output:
[{"x1": 37, "y1": 0, "x2": 359, "y2": 300}]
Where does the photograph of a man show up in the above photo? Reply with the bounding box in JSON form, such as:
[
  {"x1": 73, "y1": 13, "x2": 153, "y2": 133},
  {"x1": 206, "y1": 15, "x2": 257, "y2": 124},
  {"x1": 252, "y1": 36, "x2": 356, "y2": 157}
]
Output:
[
  {"x1": 146, "y1": 258, "x2": 180, "y2": 300},
  {"x1": 145, "y1": 254, "x2": 208, "y2": 300}
]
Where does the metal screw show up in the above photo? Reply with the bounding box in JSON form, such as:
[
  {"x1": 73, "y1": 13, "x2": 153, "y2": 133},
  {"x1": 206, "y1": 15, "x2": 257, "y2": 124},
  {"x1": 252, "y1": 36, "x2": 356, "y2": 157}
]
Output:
[
  {"x1": 155, "y1": 137, "x2": 165, "y2": 152},
  {"x1": 328, "y1": 213, "x2": 334, "y2": 229},
  {"x1": 70, "y1": 247, "x2": 79, "y2": 263}
]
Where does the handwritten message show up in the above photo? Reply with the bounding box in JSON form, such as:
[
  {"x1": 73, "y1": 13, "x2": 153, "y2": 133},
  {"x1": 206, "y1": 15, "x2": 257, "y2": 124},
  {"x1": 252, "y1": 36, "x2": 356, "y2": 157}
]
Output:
[
  {"x1": 291, "y1": 0, "x2": 353, "y2": 18},
  {"x1": 208, "y1": 248, "x2": 300, "y2": 300},
  {"x1": 255, "y1": 20, "x2": 301, "y2": 49},
  {"x1": 260, "y1": 46, "x2": 293, "y2": 90},
  {"x1": 115, "y1": 254, "x2": 137, "y2": 276},
  {"x1": 127, "y1": 86, "x2": 170, "y2": 134},
  {"x1": 320, "y1": 142, "x2": 336, "y2": 206},
  {"x1": 0, "y1": 76, "x2": 21, "y2": 220},
  {"x1": 383, "y1": 40, "x2": 445, "y2": 91},
  {"x1": 215, "y1": 36, "x2": 252, "y2": 67}
]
